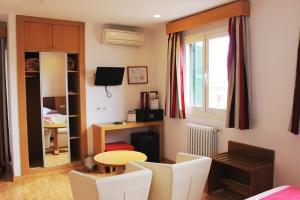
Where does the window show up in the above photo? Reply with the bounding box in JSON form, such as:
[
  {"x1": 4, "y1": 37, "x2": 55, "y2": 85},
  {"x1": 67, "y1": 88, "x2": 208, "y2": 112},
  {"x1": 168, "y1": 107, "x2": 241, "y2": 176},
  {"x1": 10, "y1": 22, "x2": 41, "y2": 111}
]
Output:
[{"x1": 185, "y1": 29, "x2": 229, "y2": 114}]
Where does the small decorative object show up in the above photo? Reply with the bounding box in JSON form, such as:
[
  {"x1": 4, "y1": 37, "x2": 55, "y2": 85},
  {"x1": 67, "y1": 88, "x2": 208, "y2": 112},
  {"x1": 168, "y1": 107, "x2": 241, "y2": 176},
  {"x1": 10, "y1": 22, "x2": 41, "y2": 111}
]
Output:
[
  {"x1": 127, "y1": 66, "x2": 148, "y2": 84},
  {"x1": 127, "y1": 110, "x2": 136, "y2": 122},
  {"x1": 150, "y1": 99, "x2": 159, "y2": 110},
  {"x1": 150, "y1": 91, "x2": 159, "y2": 100},
  {"x1": 68, "y1": 57, "x2": 76, "y2": 70},
  {"x1": 140, "y1": 92, "x2": 149, "y2": 109},
  {"x1": 25, "y1": 58, "x2": 39, "y2": 71},
  {"x1": 150, "y1": 91, "x2": 159, "y2": 109},
  {"x1": 84, "y1": 154, "x2": 96, "y2": 172}
]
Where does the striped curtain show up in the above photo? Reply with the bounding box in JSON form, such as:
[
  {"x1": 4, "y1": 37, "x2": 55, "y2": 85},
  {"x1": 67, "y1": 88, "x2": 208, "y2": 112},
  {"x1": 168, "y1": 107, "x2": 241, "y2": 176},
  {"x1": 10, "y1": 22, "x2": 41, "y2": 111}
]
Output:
[
  {"x1": 226, "y1": 16, "x2": 251, "y2": 130},
  {"x1": 165, "y1": 32, "x2": 186, "y2": 119},
  {"x1": 290, "y1": 38, "x2": 300, "y2": 134}
]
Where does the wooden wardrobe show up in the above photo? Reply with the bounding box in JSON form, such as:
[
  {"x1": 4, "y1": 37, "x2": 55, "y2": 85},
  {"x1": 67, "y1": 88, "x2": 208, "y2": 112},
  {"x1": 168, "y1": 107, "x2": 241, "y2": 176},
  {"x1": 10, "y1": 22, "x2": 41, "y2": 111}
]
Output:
[{"x1": 16, "y1": 15, "x2": 87, "y2": 175}]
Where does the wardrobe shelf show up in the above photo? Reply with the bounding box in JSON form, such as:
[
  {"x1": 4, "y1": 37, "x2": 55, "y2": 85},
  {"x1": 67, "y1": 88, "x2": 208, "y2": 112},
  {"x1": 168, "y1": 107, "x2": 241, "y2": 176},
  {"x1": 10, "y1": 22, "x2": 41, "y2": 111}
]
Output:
[
  {"x1": 25, "y1": 71, "x2": 40, "y2": 73},
  {"x1": 69, "y1": 136, "x2": 80, "y2": 140},
  {"x1": 68, "y1": 92, "x2": 79, "y2": 95},
  {"x1": 69, "y1": 114, "x2": 79, "y2": 118}
]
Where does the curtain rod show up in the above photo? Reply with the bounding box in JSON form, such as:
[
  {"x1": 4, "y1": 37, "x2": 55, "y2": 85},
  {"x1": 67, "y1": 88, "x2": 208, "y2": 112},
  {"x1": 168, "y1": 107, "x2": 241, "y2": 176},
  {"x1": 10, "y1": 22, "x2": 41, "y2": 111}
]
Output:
[{"x1": 166, "y1": 0, "x2": 250, "y2": 34}]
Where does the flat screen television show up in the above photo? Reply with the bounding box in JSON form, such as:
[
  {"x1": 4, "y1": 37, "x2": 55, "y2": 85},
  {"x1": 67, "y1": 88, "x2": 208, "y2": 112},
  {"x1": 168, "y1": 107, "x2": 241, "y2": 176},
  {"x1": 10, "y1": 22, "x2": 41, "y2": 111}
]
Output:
[{"x1": 94, "y1": 67, "x2": 125, "y2": 86}]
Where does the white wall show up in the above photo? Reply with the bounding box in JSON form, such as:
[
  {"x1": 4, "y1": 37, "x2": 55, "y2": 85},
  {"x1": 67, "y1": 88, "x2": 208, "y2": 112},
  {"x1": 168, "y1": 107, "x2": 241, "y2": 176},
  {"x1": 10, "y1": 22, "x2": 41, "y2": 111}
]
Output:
[
  {"x1": 6, "y1": 13, "x2": 21, "y2": 177},
  {"x1": 158, "y1": 0, "x2": 300, "y2": 187},
  {"x1": 85, "y1": 23, "x2": 159, "y2": 153}
]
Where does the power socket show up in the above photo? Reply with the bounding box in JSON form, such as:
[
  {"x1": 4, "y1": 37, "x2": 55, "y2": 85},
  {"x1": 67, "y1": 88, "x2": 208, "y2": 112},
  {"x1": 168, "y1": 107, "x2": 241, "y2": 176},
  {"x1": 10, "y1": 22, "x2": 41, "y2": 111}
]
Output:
[{"x1": 96, "y1": 106, "x2": 106, "y2": 112}]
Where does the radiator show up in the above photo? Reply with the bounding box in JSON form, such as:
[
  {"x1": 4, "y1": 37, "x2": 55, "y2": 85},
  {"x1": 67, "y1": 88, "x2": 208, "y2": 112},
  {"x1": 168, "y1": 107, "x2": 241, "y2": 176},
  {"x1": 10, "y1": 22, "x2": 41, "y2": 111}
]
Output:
[{"x1": 187, "y1": 124, "x2": 219, "y2": 156}]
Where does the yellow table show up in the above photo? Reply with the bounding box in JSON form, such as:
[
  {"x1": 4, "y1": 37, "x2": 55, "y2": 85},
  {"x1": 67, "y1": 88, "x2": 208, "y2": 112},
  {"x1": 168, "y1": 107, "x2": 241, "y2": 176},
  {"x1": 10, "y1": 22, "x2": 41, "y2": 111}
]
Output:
[
  {"x1": 44, "y1": 123, "x2": 67, "y2": 155},
  {"x1": 94, "y1": 150, "x2": 147, "y2": 174}
]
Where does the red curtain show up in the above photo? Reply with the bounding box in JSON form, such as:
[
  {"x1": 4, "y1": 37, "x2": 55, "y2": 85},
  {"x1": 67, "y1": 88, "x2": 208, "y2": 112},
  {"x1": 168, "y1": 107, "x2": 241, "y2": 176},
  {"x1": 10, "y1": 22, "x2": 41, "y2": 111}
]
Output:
[
  {"x1": 165, "y1": 32, "x2": 186, "y2": 119},
  {"x1": 226, "y1": 16, "x2": 251, "y2": 130}
]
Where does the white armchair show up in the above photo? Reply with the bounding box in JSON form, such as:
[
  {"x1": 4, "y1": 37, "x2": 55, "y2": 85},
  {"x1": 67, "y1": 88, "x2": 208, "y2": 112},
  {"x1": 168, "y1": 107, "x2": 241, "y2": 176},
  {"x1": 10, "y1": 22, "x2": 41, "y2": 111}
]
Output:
[
  {"x1": 68, "y1": 162, "x2": 152, "y2": 200},
  {"x1": 135, "y1": 152, "x2": 212, "y2": 200}
]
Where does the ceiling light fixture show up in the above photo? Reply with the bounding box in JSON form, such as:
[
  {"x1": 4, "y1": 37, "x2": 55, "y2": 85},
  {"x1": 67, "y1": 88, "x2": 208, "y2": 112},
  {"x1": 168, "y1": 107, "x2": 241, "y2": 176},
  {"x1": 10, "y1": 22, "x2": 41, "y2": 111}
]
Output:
[{"x1": 153, "y1": 14, "x2": 161, "y2": 18}]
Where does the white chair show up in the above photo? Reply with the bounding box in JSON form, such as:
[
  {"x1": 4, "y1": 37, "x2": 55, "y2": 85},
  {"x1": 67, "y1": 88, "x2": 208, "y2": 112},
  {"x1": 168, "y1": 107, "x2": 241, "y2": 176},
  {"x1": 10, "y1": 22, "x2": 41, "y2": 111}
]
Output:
[
  {"x1": 135, "y1": 152, "x2": 212, "y2": 200},
  {"x1": 68, "y1": 162, "x2": 152, "y2": 200}
]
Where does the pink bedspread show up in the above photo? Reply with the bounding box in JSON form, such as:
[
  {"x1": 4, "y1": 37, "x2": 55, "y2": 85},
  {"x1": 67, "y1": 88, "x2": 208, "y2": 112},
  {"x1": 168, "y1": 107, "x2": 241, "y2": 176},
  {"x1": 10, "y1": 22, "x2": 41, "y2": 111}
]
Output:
[{"x1": 262, "y1": 186, "x2": 300, "y2": 200}]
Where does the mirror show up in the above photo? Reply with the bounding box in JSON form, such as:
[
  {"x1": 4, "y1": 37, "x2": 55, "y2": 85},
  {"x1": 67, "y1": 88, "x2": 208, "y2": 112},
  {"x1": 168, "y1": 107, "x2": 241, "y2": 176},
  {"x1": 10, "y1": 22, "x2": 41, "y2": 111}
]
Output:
[{"x1": 40, "y1": 52, "x2": 70, "y2": 167}]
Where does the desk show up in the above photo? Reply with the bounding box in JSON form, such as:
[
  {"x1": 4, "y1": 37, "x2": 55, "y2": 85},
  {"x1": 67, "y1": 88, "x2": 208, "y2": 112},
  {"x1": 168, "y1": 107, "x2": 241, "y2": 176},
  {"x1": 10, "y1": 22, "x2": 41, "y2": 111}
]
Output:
[
  {"x1": 93, "y1": 121, "x2": 163, "y2": 161},
  {"x1": 44, "y1": 123, "x2": 67, "y2": 155}
]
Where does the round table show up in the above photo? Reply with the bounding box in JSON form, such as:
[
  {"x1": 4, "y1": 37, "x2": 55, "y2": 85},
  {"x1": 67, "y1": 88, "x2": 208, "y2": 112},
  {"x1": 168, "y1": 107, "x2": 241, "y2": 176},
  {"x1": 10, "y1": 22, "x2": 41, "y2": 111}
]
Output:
[
  {"x1": 44, "y1": 123, "x2": 67, "y2": 155},
  {"x1": 94, "y1": 150, "x2": 147, "y2": 174}
]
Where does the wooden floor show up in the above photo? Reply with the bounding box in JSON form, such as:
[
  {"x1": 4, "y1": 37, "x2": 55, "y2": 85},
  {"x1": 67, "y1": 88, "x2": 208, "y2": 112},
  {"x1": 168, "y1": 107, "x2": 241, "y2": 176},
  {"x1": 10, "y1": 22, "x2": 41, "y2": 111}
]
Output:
[
  {"x1": 203, "y1": 190, "x2": 245, "y2": 200},
  {"x1": 45, "y1": 151, "x2": 69, "y2": 167},
  {"x1": 0, "y1": 172, "x2": 245, "y2": 200},
  {"x1": 0, "y1": 173, "x2": 72, "y2": 200}
]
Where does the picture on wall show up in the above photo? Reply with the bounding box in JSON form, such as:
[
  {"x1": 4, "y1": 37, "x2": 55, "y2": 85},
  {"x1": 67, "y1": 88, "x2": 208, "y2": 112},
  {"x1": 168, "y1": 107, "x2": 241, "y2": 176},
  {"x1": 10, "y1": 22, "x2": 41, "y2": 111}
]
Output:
[{"x1": 127, "y1": 66, "x2": 148, "y2": 84}]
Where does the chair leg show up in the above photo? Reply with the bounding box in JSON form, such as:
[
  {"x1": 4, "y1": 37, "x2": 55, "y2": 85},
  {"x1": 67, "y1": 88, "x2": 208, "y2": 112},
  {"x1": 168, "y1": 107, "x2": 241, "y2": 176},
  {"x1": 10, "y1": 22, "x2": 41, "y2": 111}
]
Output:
[{"x1": 115, "y1": 166, "x2": 125, "y2": 174}]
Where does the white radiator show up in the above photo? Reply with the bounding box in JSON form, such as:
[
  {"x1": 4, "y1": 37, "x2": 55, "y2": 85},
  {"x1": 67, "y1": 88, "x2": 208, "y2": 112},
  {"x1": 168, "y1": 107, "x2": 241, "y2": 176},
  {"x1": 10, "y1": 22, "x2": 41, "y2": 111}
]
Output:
[{"x1": 187, "y1": 124, "x2": 219, "y2": 156}]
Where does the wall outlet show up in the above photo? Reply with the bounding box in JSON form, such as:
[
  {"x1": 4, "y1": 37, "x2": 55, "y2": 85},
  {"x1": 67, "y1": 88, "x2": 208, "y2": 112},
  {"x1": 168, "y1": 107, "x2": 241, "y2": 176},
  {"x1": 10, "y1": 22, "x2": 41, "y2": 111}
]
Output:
[{"x1": 96, "y1": 106, "x2": 106, "y2": 112}]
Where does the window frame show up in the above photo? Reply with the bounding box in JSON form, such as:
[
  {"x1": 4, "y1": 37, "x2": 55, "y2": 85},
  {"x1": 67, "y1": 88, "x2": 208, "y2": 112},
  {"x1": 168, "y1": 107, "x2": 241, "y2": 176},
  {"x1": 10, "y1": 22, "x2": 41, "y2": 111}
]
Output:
[
  {"x1": 185, "y1": 35, "x2": 206, "y2": 113},
  {"x1": 184, "y1": 27, "x2": 229, "y2": 116}
]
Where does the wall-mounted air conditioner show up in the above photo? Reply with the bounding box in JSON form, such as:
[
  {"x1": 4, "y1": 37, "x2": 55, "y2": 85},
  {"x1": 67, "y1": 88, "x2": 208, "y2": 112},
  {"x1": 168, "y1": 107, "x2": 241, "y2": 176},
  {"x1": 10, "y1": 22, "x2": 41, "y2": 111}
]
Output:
[{"x1": 101, "y1": 28, "x2": 144, "y2": 47}]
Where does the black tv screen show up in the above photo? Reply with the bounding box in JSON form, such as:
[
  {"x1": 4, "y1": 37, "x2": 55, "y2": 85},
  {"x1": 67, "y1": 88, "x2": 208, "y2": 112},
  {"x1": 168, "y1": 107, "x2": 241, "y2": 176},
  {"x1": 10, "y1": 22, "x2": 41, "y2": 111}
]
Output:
[{"x1": 94, "y1": 67, "x2": 125, "y2": 86}]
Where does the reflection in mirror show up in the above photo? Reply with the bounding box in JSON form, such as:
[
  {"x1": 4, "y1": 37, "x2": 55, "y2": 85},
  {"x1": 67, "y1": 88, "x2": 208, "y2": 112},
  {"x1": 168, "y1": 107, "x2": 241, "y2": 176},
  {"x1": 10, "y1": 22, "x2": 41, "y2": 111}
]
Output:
[{"x1": 40, "y1": 52, "x2": 70, "y2": 167}]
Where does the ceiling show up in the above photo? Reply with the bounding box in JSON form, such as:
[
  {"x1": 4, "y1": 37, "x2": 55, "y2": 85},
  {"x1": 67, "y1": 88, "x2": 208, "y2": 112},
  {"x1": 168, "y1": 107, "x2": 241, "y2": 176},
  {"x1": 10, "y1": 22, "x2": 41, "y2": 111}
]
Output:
[{"x1": 0, "y1": 0, "x2": 234, "y2": 28}]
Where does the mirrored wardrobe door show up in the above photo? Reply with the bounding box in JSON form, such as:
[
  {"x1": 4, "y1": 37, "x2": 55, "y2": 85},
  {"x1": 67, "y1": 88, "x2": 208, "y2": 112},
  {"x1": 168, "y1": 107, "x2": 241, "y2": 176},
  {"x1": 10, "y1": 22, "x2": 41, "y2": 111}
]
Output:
[{"x1": 40, "y1": 52, "x2": 71, "y2": 167}]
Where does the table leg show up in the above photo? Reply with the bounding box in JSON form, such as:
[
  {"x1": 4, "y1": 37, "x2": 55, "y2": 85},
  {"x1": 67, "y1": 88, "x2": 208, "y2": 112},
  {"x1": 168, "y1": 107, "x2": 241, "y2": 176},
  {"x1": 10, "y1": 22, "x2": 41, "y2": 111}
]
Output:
[
  {"x1": 98, "y1": 164, "x2": 106, "y2": 174},
  {"x1": 53, "y1": 128, "x2": 59, "y2": 155},
  {"x1": 115, "y1": 166, "x2": 124, "y2": 174}
]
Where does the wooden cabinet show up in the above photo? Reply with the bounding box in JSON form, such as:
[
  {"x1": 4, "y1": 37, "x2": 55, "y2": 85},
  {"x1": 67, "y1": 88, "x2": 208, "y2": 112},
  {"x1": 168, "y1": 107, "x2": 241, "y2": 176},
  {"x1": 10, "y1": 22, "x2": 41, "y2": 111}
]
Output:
[
  {"x1": 23, "y1": 20, "x2": 79, "y2": 52},
  {"x1": 53, "y1": 25, "x2": 79, "y2": 52},
  {"x1": 17, "y1": 15, "x2": 86, "y2": 175},
  {"x1": 24, "y1": 22, "x2": 52, "y2": 50}
]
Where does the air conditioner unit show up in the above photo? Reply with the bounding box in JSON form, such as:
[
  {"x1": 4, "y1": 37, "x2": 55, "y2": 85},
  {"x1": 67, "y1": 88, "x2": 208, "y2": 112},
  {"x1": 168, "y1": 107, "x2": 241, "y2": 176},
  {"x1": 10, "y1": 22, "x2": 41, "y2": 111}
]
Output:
[{"x1": 102, "y1": 28, "x2": 144, "y2": 46}]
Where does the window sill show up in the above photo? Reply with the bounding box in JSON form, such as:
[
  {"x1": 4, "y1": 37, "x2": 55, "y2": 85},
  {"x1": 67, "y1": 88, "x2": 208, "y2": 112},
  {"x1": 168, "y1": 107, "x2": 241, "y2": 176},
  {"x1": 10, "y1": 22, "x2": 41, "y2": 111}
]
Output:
[{"x1": 186, "y1": 110, "x2": 226, "y2": 121}]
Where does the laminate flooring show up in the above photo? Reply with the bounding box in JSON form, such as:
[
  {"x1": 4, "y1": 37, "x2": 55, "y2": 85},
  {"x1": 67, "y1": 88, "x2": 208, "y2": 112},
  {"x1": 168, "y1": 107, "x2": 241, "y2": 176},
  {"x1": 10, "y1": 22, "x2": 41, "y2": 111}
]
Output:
[{"x1": 0, "y1": 172, "x2": 245, "y2": 200}]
